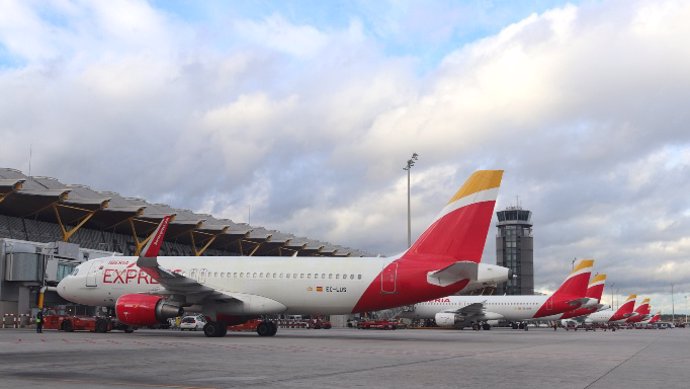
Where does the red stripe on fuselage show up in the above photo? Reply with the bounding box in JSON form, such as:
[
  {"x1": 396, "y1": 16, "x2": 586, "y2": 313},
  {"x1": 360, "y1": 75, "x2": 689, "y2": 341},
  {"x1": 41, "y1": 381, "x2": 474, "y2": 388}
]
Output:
[{"x1": 351, "y1": 201, "x2": 494, "y2": 313}]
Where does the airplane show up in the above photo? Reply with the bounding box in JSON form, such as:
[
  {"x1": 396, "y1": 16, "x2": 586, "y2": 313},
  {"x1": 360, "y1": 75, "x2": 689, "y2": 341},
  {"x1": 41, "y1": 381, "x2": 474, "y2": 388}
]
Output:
[
  {"x1": 544, "y1": 273, "x2": 609, "y2": 327},
  {"x1": 57, "y1": 170, "x2": 509, "y2": 337},
  {"x1": 626, "y1": 298, "x2": 651, "y2": 324},
  {"x1": 585, "y1": 294, "x2": 637, "y2": 325},
  {"x1": 641, "y1": 311, "x2": 661, "y2": 325},
  {"x1": 401, "y1": 258, "x2": 597, "y2": 330}
]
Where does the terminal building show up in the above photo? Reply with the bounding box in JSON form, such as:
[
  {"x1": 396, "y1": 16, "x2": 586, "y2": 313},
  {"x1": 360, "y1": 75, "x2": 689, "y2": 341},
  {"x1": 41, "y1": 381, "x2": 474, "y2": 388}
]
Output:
[
  {"x1": 0, "y1": 168, "x2": 367, "y2": 317},
  {"x1": 495, "y1": 206, "x2": 534, "y2": 295}
]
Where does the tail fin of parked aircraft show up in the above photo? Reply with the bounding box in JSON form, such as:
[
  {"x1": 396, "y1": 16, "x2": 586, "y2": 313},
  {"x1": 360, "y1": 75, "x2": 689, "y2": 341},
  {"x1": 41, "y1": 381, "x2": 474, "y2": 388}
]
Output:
[
  {"x1": 137, "y1": 215, "x2": 172, "y2": 268},
  {"x1": 611, "y1": 294, "x2": 637, "y2": 320},
  {"x1": 405, "y1": 170, "x2": 503, "y2": 263},
  {"x1": 586, "y1": 273, "x2": 607, "y2": 301},
  {"x1": 634, "y1": 298, "x2": 651, "y2": 317},
  {"x1": 551, "y1": 259, "x2": 595, "y2": 301}
]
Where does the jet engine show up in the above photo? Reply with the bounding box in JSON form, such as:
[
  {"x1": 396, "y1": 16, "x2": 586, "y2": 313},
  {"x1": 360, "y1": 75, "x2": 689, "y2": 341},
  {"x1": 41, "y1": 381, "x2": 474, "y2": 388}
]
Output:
[
  {"x1": 115, "y1": 294, "x2": 183, "y2": 327},
  {"x1": 434, "y1": 313, "x2": 460, "y2": 328}
]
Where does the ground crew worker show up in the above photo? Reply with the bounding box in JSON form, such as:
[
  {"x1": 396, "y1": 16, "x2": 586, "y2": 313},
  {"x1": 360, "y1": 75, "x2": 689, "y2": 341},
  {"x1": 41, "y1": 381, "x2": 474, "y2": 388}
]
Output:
[{"x1": 35, "y1": 310, "x2": 44, "y2": 333}]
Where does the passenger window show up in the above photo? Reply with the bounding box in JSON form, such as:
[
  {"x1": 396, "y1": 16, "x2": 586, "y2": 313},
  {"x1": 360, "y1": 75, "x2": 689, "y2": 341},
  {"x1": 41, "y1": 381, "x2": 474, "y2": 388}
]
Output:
[
  {"x1": 329, "y1": 274, "x2": 333, "y2": 279},
  {"x1": 307, "y1": 273, "x2": 311, "y2": 279},
  {"x1": 286, "y1": 273, "x2": 291, "y2": 279},
  {"x1": 300, "y1": 273, "x2": 304, "y2": 279},
  {"x1": 358, "y1": 274, "x2": 362, "y2": 280},
  {"x1": 253, "y1": 272, "x2": 257, "y2": 278},
  {"x1": 336, "y1": 274, "x2": 340, "y2": 280},
  {"x1": 350, "y1": 274, "x2": 354, "y2": 280},
  {"x1": 273, "y1": 273, "x2": 277, "y2": 278},
  {"x1": 259, "y1": 272, "x2": 264, "y2": 278},
  {"x1": 240, "y1": 272, "x2": 244, "y2": 278}
]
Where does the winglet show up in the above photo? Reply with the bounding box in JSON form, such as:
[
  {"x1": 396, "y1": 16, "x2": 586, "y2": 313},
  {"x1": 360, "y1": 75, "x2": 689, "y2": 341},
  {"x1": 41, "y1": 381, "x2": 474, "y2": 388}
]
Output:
[{"x1": 138, "y1": 216, "x2": 172, "y2": 268}]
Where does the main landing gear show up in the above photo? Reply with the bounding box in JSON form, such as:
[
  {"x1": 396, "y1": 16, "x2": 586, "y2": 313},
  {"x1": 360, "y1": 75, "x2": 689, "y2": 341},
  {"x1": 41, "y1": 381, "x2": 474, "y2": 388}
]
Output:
[
  {"x1": 203, "y1": 321, "x2": 228, "y2": 337},
  {"x1": 257, "y1": 320, "x2": 278, "y2": 337}
]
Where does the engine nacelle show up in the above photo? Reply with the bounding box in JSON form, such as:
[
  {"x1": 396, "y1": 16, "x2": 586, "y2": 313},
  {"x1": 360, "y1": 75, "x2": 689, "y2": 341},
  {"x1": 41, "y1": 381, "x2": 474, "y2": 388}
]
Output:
[
  {"x1": 115, "y1": 294, "x2": 183, "y2": 327},
  {"x1": 435, "y1": 313, "x2": 460, "y2": 328}
]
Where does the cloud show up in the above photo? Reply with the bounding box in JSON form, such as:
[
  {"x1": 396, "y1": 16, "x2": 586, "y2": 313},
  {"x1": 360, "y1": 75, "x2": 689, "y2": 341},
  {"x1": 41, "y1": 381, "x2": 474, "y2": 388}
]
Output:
[{"x1": 1, "y1": 0, "x2": 690, "y2": 313}]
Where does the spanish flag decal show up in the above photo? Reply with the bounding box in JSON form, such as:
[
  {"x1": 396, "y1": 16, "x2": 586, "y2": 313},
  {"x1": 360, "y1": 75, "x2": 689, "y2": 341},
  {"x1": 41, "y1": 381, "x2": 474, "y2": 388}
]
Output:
[{"x1": 316, "y1": 286, "x2": 323, "y2": 292}]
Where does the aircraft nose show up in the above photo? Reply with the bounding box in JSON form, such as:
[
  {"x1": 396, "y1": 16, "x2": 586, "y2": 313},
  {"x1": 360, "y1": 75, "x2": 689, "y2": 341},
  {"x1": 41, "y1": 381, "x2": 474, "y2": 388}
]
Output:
[{"x1": 57, "y1": 277, "x2": 74, "y2": 301}]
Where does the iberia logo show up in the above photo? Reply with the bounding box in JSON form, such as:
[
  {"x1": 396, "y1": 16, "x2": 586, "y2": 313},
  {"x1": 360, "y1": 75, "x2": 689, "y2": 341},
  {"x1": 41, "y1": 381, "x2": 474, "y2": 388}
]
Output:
[{"x1": 307, "y1": 287, "x2": 313, "y2": 292}]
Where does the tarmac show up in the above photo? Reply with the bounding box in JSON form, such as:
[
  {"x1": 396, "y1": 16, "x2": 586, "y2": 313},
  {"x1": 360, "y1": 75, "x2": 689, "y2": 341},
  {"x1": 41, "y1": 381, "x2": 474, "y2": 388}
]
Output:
[{"x1": 0, "y1": 326, "x2": 688, "y2": 389}]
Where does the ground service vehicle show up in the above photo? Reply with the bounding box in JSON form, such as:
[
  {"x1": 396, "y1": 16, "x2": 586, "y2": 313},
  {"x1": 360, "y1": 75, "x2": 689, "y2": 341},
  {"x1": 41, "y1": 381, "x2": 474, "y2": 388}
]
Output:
[
  {"x1": 179, "y1": 315, "x2": 206, "y2": 331},
  {"x1": 43, "y1": 314, "x2": 112, "y2": 333}
]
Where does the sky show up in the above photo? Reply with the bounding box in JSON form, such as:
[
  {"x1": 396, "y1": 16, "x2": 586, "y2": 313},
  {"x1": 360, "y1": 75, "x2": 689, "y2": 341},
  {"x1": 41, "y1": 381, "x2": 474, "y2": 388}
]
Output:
[{"x1": 1, "y1": 0, "x2": 690, "y2": 315}]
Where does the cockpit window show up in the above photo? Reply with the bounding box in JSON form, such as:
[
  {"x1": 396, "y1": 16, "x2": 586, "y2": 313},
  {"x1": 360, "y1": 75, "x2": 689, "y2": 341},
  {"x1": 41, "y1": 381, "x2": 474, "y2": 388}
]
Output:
[{"x1": 71, "y1": 268, "x2": 80, "y2": 276}]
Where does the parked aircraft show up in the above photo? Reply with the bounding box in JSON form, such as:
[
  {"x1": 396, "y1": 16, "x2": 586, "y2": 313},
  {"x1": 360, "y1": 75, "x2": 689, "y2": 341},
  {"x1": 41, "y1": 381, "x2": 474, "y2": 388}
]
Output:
[
  {"x1": 57, "y1": 170, "x2": 507, "y2": 337},
  {"x1": 626, "y1": 298, "x2": 651, "y2": 324},
  {"x1": 641, "y1": 311, "x2": 661, "y2": 325},
  {"x1": 544, "y1": 273, "x2": 609, "y2": 325},
  {"x1": 585, "y1": 294, "x2": 637, "y2": 324},
  {"x1": 402, "y1": 259, "x2": 596, "y2": 330}
]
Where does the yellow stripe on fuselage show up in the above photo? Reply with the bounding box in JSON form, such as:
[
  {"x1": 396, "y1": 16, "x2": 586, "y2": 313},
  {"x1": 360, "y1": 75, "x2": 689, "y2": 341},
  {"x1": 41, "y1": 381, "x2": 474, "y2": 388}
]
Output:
[{"x1": 447, "y1": 170, "x2": 504, "y2": 205}]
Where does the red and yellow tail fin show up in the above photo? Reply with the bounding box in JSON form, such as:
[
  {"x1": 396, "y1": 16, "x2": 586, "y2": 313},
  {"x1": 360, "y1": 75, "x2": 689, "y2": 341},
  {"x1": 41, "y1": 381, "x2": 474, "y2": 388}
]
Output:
[
  {"x1": 585, "y1": 273, "x2": 607, "y2": 301},
  {"x1": 551, "y1": 259, "x2": 595, "y2": 300},
  {"x1": 405, "y1": 170, "x2": 503, "y2": 263}
]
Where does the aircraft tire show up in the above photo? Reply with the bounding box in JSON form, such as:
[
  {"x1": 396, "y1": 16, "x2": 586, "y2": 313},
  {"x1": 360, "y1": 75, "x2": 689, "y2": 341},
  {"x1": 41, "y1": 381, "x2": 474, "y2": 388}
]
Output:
[
  {"x1": 257, "y1": 321, "x2": 273, "y2": 336},
  {"x1": 124, "y1": 327, "x2": 135, "y2": 333},
  {"x1": 482, "y1": 323, "x2": 491, "y2": 330},
  {"x1": 203, "y1": 321, "x2": 227, "y2": 337},
  {"x1": 268, "y1": 321, "x2": 278, "y2": 336}
]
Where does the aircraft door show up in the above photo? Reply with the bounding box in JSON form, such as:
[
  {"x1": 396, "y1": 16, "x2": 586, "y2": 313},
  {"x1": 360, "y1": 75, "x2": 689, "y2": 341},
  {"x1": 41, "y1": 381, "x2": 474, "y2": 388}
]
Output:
[
  {"x1": 380, "y1": 262, "x2": 398, "y2": 294},
  {"x1": 85, "y1": 261, "x2": 98, "y2": 287}
]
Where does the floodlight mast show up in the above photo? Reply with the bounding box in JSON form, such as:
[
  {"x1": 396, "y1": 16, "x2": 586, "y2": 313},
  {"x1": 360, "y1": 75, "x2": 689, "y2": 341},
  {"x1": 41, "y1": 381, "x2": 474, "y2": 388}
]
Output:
[{"x1": 403, "y1": 153, "x2": 418, "y2": 248}]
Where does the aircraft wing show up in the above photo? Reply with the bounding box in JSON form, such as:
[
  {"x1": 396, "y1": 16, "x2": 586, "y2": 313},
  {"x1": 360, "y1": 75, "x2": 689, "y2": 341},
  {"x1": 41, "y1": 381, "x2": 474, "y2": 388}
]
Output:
[{"x1": 443, "y1": 302, "x2": 485, "y2": 317}]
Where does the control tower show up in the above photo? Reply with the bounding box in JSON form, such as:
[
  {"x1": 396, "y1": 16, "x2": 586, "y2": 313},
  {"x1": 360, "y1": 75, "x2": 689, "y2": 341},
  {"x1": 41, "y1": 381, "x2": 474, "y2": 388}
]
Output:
[{"x1": 496, "y1": 206, "x2": 534, "y2": 295}]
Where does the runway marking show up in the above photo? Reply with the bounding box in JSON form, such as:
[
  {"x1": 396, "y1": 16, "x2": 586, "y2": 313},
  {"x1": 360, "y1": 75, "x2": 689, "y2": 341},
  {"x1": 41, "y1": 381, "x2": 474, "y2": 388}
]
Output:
[{"x1": 583, "y1": 337, "x2": 656, "y2": 388}]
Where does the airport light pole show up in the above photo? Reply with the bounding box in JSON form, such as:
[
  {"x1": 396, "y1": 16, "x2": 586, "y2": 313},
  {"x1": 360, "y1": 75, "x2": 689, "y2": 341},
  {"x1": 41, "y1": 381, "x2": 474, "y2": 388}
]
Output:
[
  {"x1": 609, "y1": 282, "x2": 615, "y2": 309},
  {"x1": 671, "y1": 283, "x2": 675, "y2": 323},
  {"x1": 403, "y1": 153, "x2": 419, "y2": 248}
]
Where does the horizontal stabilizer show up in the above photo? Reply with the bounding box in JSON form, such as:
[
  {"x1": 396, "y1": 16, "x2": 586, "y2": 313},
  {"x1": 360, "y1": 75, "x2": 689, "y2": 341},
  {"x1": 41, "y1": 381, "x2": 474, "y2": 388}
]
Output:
[{"x1": 427, "y1": 261, "x2": 478, "y2": 287}]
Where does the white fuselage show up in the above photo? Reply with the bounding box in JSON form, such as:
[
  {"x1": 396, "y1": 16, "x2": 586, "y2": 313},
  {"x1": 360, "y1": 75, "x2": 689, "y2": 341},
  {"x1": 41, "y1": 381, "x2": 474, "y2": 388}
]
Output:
[
  {"x1": 59, "y1": 255, "x2": 390, "y2": 315},
  {"x1": 407, "y1": 295, "x2": 552, "y2": 322}
]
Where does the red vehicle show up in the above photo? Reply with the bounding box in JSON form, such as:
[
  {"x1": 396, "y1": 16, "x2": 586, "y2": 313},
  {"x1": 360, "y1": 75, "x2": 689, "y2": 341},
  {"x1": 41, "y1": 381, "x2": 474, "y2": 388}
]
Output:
[
  {"x1": 356, "y1": 319, "x2": 398, "y2": 330},
  {"x1": 43, "y1": 314, "x2": 112, "y2": 333}
]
